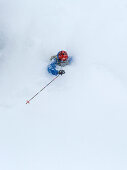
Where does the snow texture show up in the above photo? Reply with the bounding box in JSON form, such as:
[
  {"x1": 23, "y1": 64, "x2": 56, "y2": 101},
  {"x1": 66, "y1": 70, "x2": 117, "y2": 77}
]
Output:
[{"x1": 0, "y1": 0, "x2": 127, "y2": 169}]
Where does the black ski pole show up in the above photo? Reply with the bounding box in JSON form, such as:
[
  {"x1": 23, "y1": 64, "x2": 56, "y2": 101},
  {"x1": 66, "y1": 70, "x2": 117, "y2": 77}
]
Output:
[{"x1": 26, "y1": 74, "x2": 60, "y2": 104}]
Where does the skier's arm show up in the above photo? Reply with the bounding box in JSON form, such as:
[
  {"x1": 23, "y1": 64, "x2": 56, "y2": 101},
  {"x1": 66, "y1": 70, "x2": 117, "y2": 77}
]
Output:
[{"x1": 50, "y1": 55, "x2": 57, "y2": 61}]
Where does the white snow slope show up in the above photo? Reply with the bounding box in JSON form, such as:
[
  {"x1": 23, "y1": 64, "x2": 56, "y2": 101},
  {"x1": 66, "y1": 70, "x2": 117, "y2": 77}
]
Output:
[{"x1": 0, "y1": 0, "x2": 127, "y2": 169}]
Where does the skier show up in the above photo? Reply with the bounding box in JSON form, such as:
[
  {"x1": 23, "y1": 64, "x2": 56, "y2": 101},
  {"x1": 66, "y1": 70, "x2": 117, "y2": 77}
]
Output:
[
  {"x1": 26, "y1": 51, "x2": 72, "y2": 104},
  {"x1": 48, "y1": 50, "x2": 72, "y2": 76}
]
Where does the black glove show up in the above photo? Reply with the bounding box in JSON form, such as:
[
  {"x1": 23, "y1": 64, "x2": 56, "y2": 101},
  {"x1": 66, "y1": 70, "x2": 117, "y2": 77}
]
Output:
[{"x1": 58, "y1": 70, "x2": 65, "y2": 75}]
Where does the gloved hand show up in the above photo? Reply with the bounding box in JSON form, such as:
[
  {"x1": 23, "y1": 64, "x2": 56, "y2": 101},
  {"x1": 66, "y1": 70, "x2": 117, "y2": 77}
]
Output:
[{"x1": 58, "y1": 70, "x2": 65, "y2": 75}]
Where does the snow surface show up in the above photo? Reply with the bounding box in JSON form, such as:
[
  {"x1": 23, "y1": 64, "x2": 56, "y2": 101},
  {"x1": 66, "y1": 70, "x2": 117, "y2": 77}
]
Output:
[{"x1": 0, "y1": 0, "x2": 127, "y2": 169}]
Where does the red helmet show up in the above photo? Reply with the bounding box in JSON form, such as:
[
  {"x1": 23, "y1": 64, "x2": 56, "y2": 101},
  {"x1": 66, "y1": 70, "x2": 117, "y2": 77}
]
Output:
[{"x1": 58, "y1": 51, "x2": 68, "y2": 61}]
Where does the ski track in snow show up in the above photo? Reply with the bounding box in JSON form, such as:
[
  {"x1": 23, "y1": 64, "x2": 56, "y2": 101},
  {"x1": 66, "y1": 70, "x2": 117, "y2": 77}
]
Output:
[{"x1": 0, "y1": 0, "x2": 127, "y2": 170}]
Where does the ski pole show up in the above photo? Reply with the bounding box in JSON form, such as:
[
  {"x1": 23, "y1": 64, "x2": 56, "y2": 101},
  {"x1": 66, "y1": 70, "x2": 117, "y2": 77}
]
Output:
[{"x1": 26, "y1": 74, "x2": 60, "y2": 104}]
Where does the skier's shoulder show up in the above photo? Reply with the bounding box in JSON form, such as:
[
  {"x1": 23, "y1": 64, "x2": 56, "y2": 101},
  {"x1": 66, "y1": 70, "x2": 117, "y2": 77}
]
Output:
[{"x1": 67, "y1": 56, "x2": 73, "y2": 64}]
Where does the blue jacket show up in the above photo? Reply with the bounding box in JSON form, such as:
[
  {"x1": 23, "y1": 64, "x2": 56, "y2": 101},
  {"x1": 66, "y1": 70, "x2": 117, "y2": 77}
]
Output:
[{"x1": 48, "y1": 56, "x2": 72, "y2": 76}]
